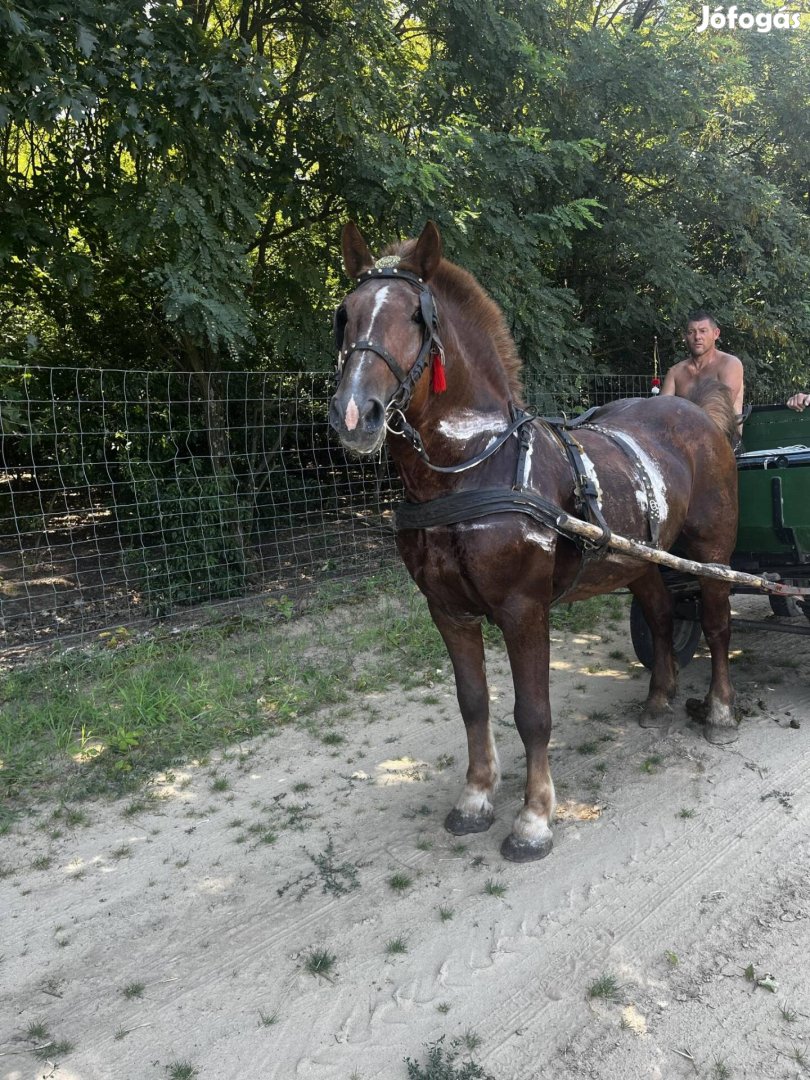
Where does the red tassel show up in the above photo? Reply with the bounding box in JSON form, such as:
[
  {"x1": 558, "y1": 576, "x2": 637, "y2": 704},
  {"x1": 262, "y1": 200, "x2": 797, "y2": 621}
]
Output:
[{"x1": 431, "y1": 350, "x2": 447, "y2": 393}]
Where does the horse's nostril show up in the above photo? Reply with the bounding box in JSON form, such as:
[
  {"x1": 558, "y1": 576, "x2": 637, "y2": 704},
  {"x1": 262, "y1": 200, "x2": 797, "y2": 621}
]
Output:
[
  {"x1": 328, "y1": 396, "x2": 341, "y2": 431},
  {"x1": 363, "y1": 397, "x2": 385, "y2": 430}
]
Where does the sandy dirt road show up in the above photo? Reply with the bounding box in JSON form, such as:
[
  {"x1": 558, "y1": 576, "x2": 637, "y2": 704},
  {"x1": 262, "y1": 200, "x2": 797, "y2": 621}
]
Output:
[{"x1": 3, "y1": 597, "x2": 809, "y2": 1080}]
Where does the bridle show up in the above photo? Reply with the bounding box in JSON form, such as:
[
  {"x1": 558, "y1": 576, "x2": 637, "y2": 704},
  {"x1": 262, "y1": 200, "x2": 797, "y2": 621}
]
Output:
[
  {"x1": 334, "y1": 264, "x2": 535, "y2": 474},
  {"x1": 334, "y1": 265, "x2": 444, "y2": 415}
]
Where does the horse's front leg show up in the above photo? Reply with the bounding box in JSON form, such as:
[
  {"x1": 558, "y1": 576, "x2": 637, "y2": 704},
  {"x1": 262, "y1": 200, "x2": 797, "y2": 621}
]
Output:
[
  {"x1": 430, "y1": 605, "x2": 500, "y2": 835},
  {"x1": 498, "y1": 599, "x2": 555, "y2": 862}
]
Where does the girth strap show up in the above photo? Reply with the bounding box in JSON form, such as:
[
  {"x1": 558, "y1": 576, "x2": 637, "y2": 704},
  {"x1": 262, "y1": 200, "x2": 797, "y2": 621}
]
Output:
[{"x1": 395, "y1": 487, "x2": 563, "y2": 532}]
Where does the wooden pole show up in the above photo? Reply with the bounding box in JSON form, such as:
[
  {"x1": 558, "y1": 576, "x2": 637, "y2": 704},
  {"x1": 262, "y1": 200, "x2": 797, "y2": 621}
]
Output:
[{"x1": 554, "y1": 511, "x2": 810, "y2": 597}]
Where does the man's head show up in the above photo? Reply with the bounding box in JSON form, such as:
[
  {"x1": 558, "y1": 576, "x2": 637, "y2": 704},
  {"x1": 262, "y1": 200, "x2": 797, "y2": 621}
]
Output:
[{"x1": 685, "y1": 310, "x2": 720, "y2": 358}]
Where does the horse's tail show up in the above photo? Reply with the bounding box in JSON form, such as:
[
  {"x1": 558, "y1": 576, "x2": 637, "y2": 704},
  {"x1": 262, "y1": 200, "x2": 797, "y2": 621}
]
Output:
[{"x1": 685, "y1": 380, "x2": 737, "y2": 444}]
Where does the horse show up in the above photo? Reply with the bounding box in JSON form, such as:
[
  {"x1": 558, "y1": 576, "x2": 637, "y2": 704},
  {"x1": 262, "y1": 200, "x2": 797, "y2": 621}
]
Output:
[{"x1": 329, "y1": 221, "x2": 739, "y2": 863}]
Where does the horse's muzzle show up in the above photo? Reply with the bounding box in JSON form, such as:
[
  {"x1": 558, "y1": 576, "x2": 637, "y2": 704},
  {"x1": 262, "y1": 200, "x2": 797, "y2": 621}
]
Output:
[{"x1": 329, "y1": 392, "x2": 386, "y2": 454}]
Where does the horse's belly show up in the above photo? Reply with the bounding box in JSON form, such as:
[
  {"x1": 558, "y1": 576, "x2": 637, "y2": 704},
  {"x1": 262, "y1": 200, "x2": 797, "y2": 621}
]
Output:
[{"x1": 397, "y1": 518, "x2": 557, "y2": 614}]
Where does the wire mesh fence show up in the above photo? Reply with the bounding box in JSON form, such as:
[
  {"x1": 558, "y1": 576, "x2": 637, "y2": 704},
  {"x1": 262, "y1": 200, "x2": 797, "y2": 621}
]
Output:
[{"x1": 0, "y1": 367, "x2": 780, "y2": 652}]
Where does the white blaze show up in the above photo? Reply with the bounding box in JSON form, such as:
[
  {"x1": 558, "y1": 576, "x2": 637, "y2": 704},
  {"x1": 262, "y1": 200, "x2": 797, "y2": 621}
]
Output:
[
  {"x1": 366, "y1": 285, "x2": 391, "y2": 339},
  {"x1": 345, "y1": 396, "x2": 360, "y2": 431}
]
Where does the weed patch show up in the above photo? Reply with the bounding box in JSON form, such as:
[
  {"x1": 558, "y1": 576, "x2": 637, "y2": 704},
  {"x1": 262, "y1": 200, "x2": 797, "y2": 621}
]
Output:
[
  {"x1": 588, "y1": 973, "x2": 621, "y2": 1000},
  {"x1": 405, "y1": 1035, "x2": 495, "y2": 1079}
]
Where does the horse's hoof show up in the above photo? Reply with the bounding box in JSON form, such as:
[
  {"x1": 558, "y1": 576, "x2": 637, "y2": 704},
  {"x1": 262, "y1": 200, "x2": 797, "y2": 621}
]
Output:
[
  {"x1": 704, "y1": 724, "x2": 739, "y2": 745},
  {"x1": 444, "y1": 807, "x2": 494, "y2": 835},
  {"x1": 500, "y1": 833, "x2": 553, "y2": 863},
  {"x1": 639, "y1": 705, "x2": 673, "y2": 729}
]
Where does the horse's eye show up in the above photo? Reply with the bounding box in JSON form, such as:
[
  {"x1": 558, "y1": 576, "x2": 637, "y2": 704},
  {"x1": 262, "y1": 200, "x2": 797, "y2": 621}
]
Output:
[{"x1": 411, "y1": 308, "x2": 424, "y2": 325}]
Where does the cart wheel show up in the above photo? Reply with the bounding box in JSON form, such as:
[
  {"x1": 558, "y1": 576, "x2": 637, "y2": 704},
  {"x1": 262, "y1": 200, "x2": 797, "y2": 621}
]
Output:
[
  {"x1": 630, "y1": 598, "x2": 703, "y2": 671},
  {"x1": 768, "y1": 591, "x2": 801, "y2": 618}
]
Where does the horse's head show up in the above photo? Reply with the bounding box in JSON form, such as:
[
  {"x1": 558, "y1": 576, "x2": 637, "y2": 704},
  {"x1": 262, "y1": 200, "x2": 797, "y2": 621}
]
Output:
[{"x1": 329, "y1": 221, "x2": 443, "y2": 455}]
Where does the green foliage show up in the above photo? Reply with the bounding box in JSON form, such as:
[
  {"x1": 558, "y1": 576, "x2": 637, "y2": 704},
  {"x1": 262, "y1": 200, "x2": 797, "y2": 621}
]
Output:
[
  {"x1": 121, "y1": 468, "x2": 254, "y2": 615},
  {"x1": 405, "y1": 1035, "x2": 495, "y2": 1080},
  {"x1": 0, "y1": 0, "x2": 808, "y2": 548},
  {"x1": 1, "y1": 0, "x2": 261, "y2": 373}
]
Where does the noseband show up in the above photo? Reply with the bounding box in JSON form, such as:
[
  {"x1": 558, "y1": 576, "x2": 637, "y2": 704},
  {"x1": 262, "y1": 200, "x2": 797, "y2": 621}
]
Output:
[{"x1": 334, "y1": 266, "x2": 445, "y2": 415}]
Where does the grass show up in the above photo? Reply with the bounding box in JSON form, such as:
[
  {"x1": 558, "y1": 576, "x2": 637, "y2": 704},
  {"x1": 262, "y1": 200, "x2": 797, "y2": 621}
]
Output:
[
  {"x1": 1, "y1": 574, "x2": 628, "y2": 810},
  {"x1": 308, "y1": 837, "x2": 360, "y2": 896},
  {"x1": 385, "y1": 935, "x2": 408, "y2": 955},
  {"x1": 576, "y1": 741, "x2": 600, "y2": 755},
  {"x1": 405, "y1": 1036, "x2": 495, "y2": 1080},
  {"x1": 304, "y1": 948, "x2": 337, "y2": 979},
  {"x1": 587, "y1": 973, "x2": 621, "y2": 1000},
  {"x1": 166, "y1": 1063, "x2": 198, "y2": 1080},
  {"x1": 483, "y1": 878, "x2": 507, "y2": 898},
  {"x1": 641, "y1": 754, "x2": 663, "y2": 774},
  {"x1": 550, "y1": 593, "x2": 627, "y2": 633},
  {"x1": 122, "y1": 981, "x2": 145, "y2": 999},
  {"x1": 24, "y1": 1022, "x2": 74, "y2": 1061},
  {"x1": 0, "y1": 568, "x2": 447, "y2": 805},
  {"x1": 388, "y1": 872, "x2": 413, "y2": 892},
  {"x1": 438, "y1": 906, "x2": 454, "y2": 922}
]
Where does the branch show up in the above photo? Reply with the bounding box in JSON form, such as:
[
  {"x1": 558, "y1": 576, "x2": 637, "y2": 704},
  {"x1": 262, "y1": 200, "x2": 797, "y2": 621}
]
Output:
[{"x1": 249, "y1": 199, "x2": 339, "y2": 270}]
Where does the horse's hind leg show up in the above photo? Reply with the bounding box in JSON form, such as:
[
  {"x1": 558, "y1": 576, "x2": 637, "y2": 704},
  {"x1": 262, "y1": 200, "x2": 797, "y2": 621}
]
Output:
[
  {"x1": 691, "y1": 577, "x2": 737, "y2": 744},
  {"x1": 430, "y1": 606, "x2": 500, "y2": 835},
  {"x1": 628, "y1": 567, "x2": 678, "y2": 727}
]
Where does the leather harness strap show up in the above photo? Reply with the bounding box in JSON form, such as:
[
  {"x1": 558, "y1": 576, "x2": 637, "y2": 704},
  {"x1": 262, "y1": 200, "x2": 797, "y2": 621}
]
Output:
[
  {"x1": 395, "y1": 486, "x2": 563, "y2": 532},
  {"x1": 578, "y1": 423, "x2": 661, "y2": 548}
]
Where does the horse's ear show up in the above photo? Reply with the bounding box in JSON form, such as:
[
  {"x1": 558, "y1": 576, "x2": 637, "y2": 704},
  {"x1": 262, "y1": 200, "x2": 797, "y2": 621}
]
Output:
[
  {"x1": 411, "y1": 221, "x2": 443, "y2": 281},
  {"x1": 342, "y1": 222, "x2": 373, "y2": 279}
]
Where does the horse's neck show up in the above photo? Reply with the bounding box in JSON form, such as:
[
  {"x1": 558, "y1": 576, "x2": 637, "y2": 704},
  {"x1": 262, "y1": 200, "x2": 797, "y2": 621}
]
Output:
[{"x1": 389, "y1": 332, "x2": 516, "y2": 496}]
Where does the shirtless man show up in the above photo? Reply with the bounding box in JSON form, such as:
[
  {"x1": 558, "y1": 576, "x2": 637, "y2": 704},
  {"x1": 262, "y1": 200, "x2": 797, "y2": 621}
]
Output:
[{"x1": 661, "y1": 311, "x2": 745, "y2": 435}]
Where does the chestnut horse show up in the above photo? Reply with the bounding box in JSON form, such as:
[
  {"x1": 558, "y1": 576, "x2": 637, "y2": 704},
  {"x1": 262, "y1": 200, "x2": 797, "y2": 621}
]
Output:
[{"x1": 329, "y1": 221, "x2": 738, "y2": 862}]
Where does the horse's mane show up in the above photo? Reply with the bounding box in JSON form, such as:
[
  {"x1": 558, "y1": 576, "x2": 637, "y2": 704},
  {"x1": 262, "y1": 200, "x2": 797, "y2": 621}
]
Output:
[
  {"x1": 685, "y1": 379, "x2": 738, "y2": 444},
  {"x1": 384, "y1": 240, "x2": 525, "y2": 405}
]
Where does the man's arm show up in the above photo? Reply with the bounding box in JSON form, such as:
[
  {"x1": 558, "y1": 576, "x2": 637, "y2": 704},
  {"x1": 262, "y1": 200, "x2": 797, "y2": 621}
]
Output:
[
  {"x1": 720, "y1": 355, "x2": 744, "y2": 417},
  {"x1": 660, "y1": 366, "x2": 679, "y2": 396}
]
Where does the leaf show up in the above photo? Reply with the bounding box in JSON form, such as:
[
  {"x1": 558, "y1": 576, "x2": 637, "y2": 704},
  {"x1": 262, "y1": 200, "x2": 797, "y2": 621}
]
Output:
[{"x1": 76, "y1": 24, "x2": 98, "y2": 58}]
